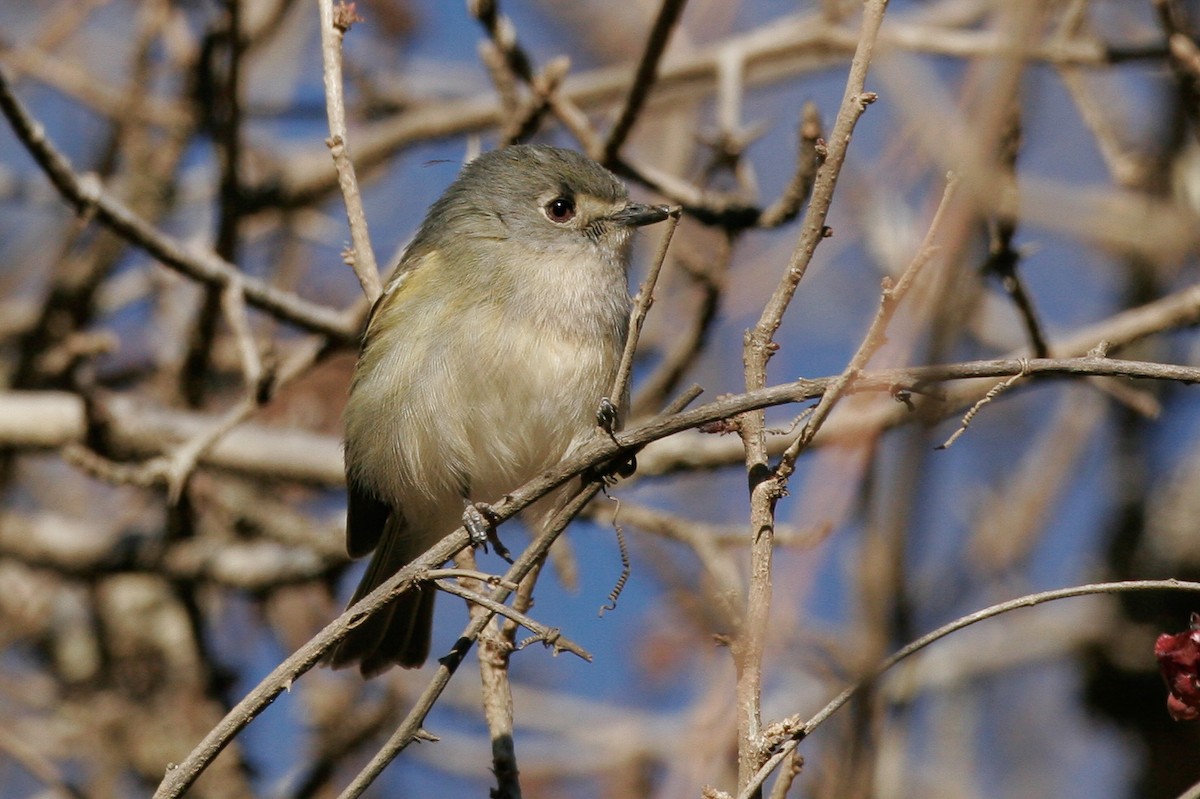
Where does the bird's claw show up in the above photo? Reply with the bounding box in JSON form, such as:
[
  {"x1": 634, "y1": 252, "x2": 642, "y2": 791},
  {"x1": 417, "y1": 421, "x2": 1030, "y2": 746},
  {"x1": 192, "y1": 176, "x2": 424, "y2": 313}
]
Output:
[
  {"x1": 461, "y1": 501, "x2": 512, "y2": 563},
  {"x1": 596, "y1": 397, "x2": 619, "y2": 438}
]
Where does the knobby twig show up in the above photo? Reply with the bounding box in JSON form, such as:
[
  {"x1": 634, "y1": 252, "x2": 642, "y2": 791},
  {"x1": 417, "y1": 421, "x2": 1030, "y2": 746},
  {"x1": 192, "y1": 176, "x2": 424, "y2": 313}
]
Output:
[
  {"x1": 425, "y1": 568, "x2": 520, "y2": 591},
  {"x1": 457, "y1": 545, "x2": 526, "y2": 799},
  {"x1": 757, "y1": 102, "x2": 825, "y2": 228},
  {"x1": 318, "y1": 0, "x2": 382, "y2": 302},
  {"x1": 734, "y1": 1, "x2": 888, "y2": 791}
]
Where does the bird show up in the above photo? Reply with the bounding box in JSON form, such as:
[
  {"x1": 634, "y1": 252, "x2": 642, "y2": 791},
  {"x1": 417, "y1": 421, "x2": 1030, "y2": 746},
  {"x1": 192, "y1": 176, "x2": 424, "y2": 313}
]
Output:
[{"x1": 327, "y1": 144, "x2": 669, "y2": 675}]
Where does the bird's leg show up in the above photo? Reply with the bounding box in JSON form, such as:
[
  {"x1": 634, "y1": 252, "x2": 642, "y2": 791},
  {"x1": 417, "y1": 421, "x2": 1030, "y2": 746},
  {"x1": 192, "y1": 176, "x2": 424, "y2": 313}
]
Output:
[
  {"x1": 595, "y1": 398, "x2": 637, "y2": 481},
  {"x1": 596, "y1": 396, "x2": 620, "y2": 439},
  {"x1": 462, "y1": 500, "x2": 512, "y2": 563}
]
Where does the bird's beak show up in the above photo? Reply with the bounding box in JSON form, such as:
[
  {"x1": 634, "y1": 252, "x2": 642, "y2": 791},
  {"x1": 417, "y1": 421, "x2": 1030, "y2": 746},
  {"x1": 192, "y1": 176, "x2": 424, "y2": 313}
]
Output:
[{"x1": 609, "y1": 203, "x2": 673, "y2": 228}]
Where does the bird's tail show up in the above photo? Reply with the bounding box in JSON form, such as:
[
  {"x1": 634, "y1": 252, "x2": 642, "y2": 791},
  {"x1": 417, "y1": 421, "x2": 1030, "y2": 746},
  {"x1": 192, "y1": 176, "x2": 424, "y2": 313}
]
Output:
[{"x1": 326, "y1": 515, "x2": 436, "y2": 675}]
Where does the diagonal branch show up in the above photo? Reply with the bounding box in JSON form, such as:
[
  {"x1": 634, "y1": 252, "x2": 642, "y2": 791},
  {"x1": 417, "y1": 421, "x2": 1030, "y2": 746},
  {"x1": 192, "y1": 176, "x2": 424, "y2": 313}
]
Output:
[
  {"x1": 602, "y1": 0, "x2": 690, "y2": 163},
  {"x1": 0, "y1": 67, "x2": 357, "y2": 342}
]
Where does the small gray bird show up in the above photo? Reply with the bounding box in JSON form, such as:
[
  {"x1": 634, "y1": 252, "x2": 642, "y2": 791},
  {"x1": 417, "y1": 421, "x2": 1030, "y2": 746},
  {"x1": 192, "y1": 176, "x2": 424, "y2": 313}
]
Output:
[{"x1": 328, "y1": 145, "x2": 669, "y2": 675}]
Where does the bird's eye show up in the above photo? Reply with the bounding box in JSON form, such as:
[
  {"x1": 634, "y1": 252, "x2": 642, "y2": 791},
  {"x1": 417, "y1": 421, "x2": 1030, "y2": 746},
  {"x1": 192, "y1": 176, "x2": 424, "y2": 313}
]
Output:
[{"x1": 545, "y1": 196, "x2": 576, "y2": 223}]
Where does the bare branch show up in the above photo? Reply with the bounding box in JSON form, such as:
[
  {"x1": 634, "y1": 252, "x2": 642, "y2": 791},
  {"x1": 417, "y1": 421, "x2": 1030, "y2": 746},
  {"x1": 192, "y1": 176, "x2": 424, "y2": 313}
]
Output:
[
  {"x1": 318, "y1": 0, "x2": 382, "y2": 302},
  {"x1": 737, "y1": 579, "x2": 1200, "y2": 797},
  {"x1": 602, "y1": 0, "x2": 690, "y2": 163},
  {"x1": 0, "y1": 67, "x2": 357, "y2": 341}
]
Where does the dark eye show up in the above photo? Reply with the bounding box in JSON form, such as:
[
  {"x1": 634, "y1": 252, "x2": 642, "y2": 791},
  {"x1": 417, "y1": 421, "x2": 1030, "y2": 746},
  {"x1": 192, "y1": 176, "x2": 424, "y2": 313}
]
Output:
[{"x1": 545, "y1": 196, "x2": 576, "y2": 223}]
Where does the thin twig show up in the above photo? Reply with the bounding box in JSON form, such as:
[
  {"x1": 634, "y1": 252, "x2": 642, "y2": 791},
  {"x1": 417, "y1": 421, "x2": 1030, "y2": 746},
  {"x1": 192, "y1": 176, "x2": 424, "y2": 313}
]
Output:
[
  {"x1": 426, "y1": 568, "x2": 520, "y2": 591},
  {"x1": 435, "y1": 579, "x2": 592, "y2": 661},
  {"x1": 465, "y1": 545, "x2": 534, "y2": 799},
  {"x1": 983, "y1": 103, "x2": 1050, "y2": 358},
  {"x1": 479, "y1": 39, "x2": 521, "y2": 116},
  {"x1": 467, "y1": 0, "x2": 594, "y2": 153},
  {"x1": 221, "y1": 276, "x2": 264, "y2": 390},
  {"x1": 469, "y1": 0, "x2": 534, "y2": 82},
  {"x1": 162, "y1": 276, "x2": 268, "y2": 498},
  {"x1": 735, "y1": 579, "x2": 1200, "y2": 799},
  {"x1": 603, "y1": 0, "x2": 690, "y2": 163},
  {"x1": 65, "y1": 334, "x2": 326, "y2": 499},
  {"x1": 765, "y1": 749, "x2": 804, "y2": 799},
  {"x1": 30, "y1": 350, "x2": 1200, "y2": 502},
  {"x1": 136, "y1": 348, "x2": 1200, "y2": 794},
  {"x1": 318, "y1": 0, "x2": 381, "y2": 302},
  {"x1": 0, "y1": 726, "x2": 88, "y2": 799},
  {"x1": 757, "y1": 102, "x2": 824, "y2": 228},
  {"x1": 608, "y1": 207, "x2": 683, "y2": 416},
  {"x1": 631, "y1": 239, "x2": 729, "y2": 415},
  {"x1": 777, "y1": 170, "x2": 959, "y2": 475},
  {"x1": 936, "y1": 362, "x2": 1029, "y2": 450}
]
